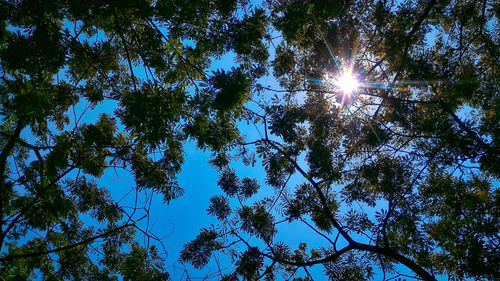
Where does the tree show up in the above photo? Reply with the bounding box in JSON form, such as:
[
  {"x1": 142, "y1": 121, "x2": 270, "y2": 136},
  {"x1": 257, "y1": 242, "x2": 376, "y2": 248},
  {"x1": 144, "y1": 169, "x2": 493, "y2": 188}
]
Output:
[
  {"x1": 0, "y1": 0, "x2": 265, "y2": 279},
  {"x1": 1, "y1": 0, "x2": 499, "y2": 280},
  {"x1": 180, "y1": 1, "x2": 500, "y2": 280}
]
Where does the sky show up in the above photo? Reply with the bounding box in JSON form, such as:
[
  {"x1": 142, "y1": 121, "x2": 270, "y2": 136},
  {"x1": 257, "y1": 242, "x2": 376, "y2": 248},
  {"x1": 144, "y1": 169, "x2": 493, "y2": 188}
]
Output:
[
  {"x1": 92, "y1": 46, "x2": 330, "y2": 279},
  {"x1": 76, "y1": 30, "x2": 338, "y2": 278}
]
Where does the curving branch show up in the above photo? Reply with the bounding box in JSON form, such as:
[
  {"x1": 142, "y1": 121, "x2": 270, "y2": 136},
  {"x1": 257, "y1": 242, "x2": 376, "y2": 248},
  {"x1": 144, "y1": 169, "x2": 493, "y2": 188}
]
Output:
[
  {"x1": 250, "y1": 134, "x2": 437, "y2": 281},
  {"x1": 0, "y1": 222, "x2": 134, "y2": 262},
  {"x1": 351, "y1": 242, "x2": 437, "y2": 281},
  {"x1": 263, "y1": 137, "x2": 353, "y2": 244}
]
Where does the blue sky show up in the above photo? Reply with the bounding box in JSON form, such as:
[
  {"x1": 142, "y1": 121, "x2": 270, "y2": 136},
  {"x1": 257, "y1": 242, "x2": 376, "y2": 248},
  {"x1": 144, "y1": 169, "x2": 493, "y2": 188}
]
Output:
[{"x1": 79, "y1": 39, "x2": 339, "y2": 278}]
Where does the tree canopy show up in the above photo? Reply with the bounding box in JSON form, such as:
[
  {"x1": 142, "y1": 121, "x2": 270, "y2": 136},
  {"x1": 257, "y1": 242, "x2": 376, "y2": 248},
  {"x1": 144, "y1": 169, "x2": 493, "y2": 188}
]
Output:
[{"x1": 0, "y1": 0, "x2": 499, "y2": 280}]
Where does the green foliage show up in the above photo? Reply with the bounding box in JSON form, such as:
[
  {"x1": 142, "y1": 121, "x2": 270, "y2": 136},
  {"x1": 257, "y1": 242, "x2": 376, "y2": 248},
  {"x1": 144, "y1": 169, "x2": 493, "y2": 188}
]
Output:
[
  {"x1": 324, "y1": 252, "x2": 374, "y2": 281},
  {"x1": 239, "y1": 204, "x2": 276, "y2": 242},
  {"x1": 229, "y1": 8, "x2": 269, "y2": 64},
  {"x1": 184, "y1": 114, "x2": 241, "y2": 152},
  {"x1": 268, "y1": 104, "x2": 307, "y2": 144},
  {"x1": 120, "y1": 243, "x2": 169, "y2": 281},
  {"x1": 183, "y1": 1, "x2": 500, "y2": 280},
  {"x1": 69, "y1": 178, "x2": 121, "y2": 223},
  {"x1": 286, "y1": 183, "x2": 338, "y2": 232},
  {"x1": 207, "y1": 195, "x2": 232, "y2": 220},
  {"x1": 0, "y1": 0, "x2": 260, "y2": 279},
  {"x1": 118, "y1": 85, "x2": 186, "y2": 148},
  {"x1": 1, "y1": 0, "x2": 499, "y2": 280},
  {"x1": 218, "y1": 168, "x2": 241, "y2": 197},
  {"x1": 180, "y1": 229, "x2": 221, "y2": 269},
  {"x1": 240, "y1": 177, "x2": 260, "y2": 198},
  {"x1": 210, "y1": 68, "x2": 251, "y2": 112},
  {"x1": 420, "y1": 173, "x2": 499, "y2": 278},
  {"x1": 235, "y1": 247, "x2": 264, "y2": 280}
]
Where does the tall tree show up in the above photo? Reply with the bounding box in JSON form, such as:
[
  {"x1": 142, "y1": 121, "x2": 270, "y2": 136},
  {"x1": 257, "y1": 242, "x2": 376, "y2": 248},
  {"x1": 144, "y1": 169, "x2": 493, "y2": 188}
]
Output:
[
  {"x1": 0, "y1": 0, "x2": 266, "y2": 279},
  {"x1": 1, "y1": 0, "x2": 499, "y2": 280},
  {"x1": 180, "y1": 1, "x2": 500, "y2": 280}
]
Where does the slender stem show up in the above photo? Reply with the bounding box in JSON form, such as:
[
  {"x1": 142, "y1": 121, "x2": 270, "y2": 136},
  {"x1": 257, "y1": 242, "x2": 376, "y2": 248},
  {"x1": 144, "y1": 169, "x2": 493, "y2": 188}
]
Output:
[{"x1": 114, "y1": 9, "x2": 137, "y2": 92}]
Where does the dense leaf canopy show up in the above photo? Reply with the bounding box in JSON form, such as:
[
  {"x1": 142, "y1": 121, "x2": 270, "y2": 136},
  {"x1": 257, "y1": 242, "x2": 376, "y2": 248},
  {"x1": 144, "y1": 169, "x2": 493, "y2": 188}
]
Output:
[{"x1": 0, "y1": 0, "x2": 499, "y2": 280}]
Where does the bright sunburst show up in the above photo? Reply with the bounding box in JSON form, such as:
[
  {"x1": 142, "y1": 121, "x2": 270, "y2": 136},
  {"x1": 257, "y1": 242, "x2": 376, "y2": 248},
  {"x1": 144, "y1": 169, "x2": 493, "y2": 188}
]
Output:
[{"x1": 335, "y1": 68, "x2": 359, "y2": 95}]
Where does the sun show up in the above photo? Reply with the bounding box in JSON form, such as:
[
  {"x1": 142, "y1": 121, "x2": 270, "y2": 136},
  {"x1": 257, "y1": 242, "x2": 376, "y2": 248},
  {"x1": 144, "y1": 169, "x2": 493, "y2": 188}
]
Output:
[{"x1": 335, "y1": 68, "x2": 359, "y2": 95}]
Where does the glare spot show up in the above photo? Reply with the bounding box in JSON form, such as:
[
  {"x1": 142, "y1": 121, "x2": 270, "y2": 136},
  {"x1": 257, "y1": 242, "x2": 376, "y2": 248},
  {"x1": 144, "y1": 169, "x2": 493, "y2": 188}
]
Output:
[{"x1": 336, "y1": 68, "x2": 359, "y2": 95}]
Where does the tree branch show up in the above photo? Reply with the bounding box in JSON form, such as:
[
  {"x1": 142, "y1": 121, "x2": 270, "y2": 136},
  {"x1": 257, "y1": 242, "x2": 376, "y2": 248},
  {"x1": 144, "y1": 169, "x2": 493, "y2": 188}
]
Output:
[
  {"x1": 0, "y1": 222, "x2": 134, "y2": 262},
  {"x1": 0, "y1": 165, "x2": 75, "y2": 251},
  {"x1": 275, "y1": 244, "x2": 353, "y2": 267},
  {"x1": 351, "y1": 242, "x2": 437, "y2": 281},
  {"x1": 0, "y1": 132, "x2": 53, "y2": 150},
  {"x1": 0, "y1": 122, "x2": 23, "y2": 237},
  {"x1": 264, "y1": 138, "x2": 353, "y2": 244},
  {"x1": 114, "y1": 9, "x2": 137, "y2": 92},
  {"x1": 0, "y1": 122, "x2": 22, "y2": 183},
  {"x1": 432, "y1": 87, "x2": 499, "y2": 157}
]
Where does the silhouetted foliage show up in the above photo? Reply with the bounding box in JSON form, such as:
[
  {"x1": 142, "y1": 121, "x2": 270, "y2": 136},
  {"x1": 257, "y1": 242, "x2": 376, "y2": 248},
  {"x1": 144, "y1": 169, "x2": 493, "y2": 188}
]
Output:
[{"x1": 179, "y1": 1, "x2": 499, "y2": 280}]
